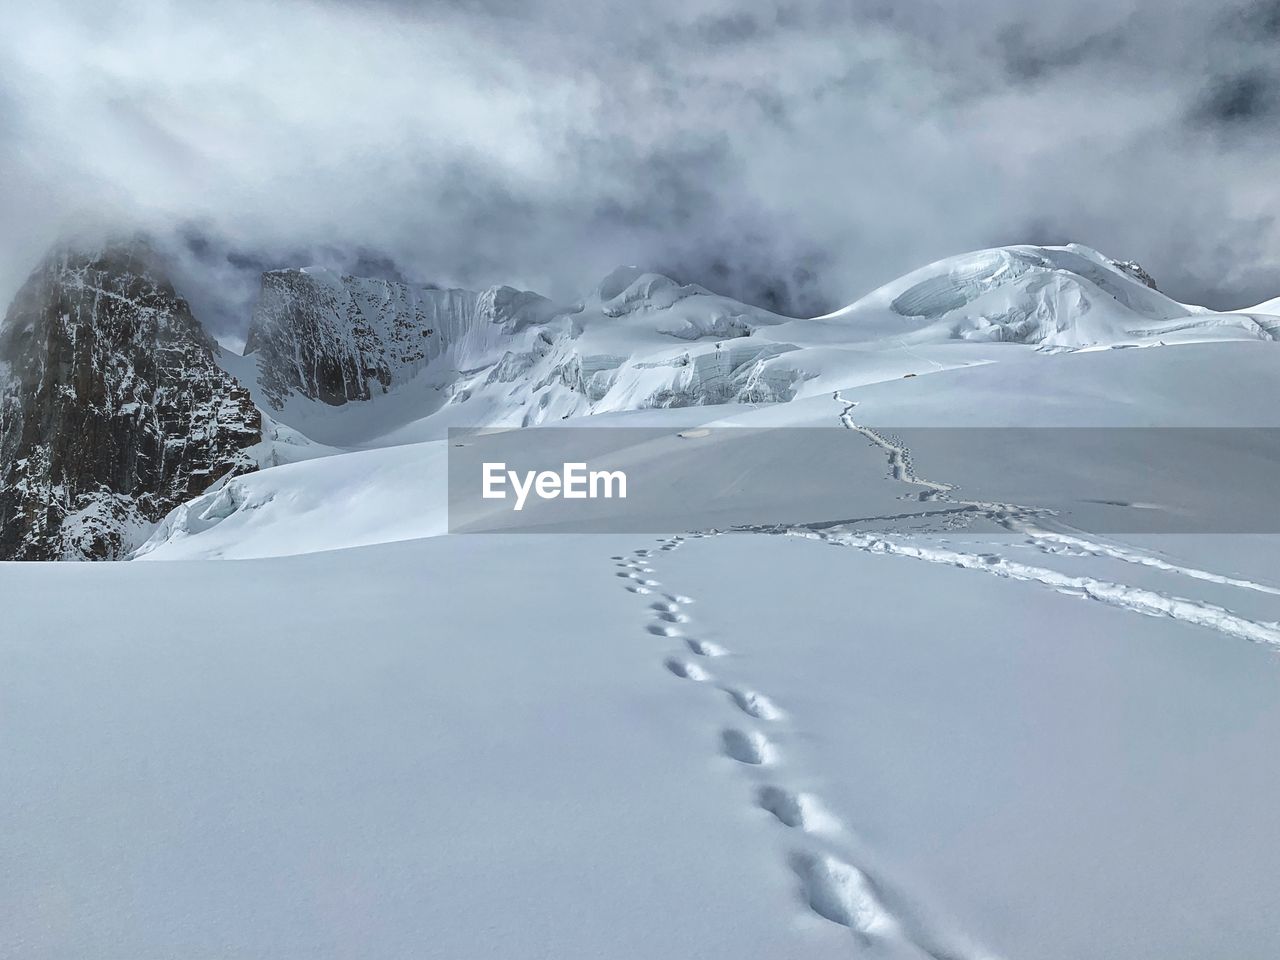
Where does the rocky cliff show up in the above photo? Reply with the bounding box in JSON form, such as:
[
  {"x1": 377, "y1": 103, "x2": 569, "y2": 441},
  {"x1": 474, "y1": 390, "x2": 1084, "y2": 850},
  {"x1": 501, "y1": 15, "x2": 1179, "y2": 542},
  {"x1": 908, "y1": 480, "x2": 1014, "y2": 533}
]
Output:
[
  {"x1": 243, "y1": 268, "x2": 558, "y2": 409},
  {"x1": 0, "y1": 240, "x2": 262, "y2": 559}
]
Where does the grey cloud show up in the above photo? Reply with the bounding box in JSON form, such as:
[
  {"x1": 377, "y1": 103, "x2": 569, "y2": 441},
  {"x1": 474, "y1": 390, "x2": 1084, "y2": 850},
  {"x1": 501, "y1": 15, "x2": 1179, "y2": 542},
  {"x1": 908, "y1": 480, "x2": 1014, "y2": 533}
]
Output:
[
  {"x1": 1, "y1": 0, "x2": 1279, "y2": 340},
  {"x1": 693, "y1": 12, "x2": 761, "y2": 45},
  {"x1": 997, "y1": 23, "x2": 1129, "y2": 83},
  {"x1": 1192, "y1": 70, "x2": 1280, "y2": 126},
  {"x1": 1224, "y1": 0, "x2": 1280, "y2": 38}
]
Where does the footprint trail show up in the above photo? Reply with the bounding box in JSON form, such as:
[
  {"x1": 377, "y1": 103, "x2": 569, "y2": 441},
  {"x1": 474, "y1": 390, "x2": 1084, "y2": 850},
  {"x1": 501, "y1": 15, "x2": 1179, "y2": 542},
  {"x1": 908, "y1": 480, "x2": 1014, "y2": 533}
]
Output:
[{"x1": 611, "y1": 533, "x2": 993, "y2": 958}]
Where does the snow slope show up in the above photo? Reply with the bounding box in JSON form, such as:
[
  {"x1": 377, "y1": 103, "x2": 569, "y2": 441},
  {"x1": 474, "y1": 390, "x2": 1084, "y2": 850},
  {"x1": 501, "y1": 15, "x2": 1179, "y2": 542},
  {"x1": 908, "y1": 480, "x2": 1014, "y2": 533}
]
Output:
[
  {"x1": 7, "y1": 529, "x2": 1280, "y2": 959},
  {"x1": 134, "y1": 440, "x2": 449, "y2": 560},
  {"x1": 1245, "y1": 294, "x2": 1280, "y2": 314}
]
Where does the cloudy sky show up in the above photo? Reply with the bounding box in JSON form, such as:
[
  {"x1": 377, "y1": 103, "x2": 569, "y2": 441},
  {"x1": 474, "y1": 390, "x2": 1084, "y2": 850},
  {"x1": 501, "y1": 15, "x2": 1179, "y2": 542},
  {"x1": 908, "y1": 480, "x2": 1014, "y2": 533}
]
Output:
[{"x1": 1, "y1": 0, "x2": 1278, "y2": 340}]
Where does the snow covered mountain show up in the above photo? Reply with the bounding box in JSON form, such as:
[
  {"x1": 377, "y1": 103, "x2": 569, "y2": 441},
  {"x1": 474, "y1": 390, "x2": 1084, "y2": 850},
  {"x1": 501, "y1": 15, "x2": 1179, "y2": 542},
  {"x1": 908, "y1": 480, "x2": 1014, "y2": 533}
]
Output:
[
  {"x1": 817, "y1": 244, "x2": 1279, "y2": 346},
  {"x1": 125, "y1": 242, "x2": 1279, "y2": 561},
  {"x1": 235, "y1": 244, "x2": 1280, "y2": 445},
  {"x1": 364, "y1": 243, "x2": 1279, "y2": 440},
  {"x1": 222, "y1": 262, "x2": 806, "y2": 446},
  {"x1": 0, "y1": 240, "x2": 261, "y2": 559},
  {"x1": 3, "y1": 238, "x2": 1278, "y2": 561}
]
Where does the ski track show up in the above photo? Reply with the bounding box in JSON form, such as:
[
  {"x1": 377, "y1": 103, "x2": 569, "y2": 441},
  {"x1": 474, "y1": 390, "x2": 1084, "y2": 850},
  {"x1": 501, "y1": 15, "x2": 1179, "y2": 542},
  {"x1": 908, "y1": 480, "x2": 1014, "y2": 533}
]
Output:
[
  {"x1": 795, "y1": 529, "x2": 1280, "y2": 648},
  {"x1": 614, "y1": 535, "x2": 995, "y2": 959},
  {"x1": 819, "y1": 391, "x2": 1280, "y2": 651},
  {"x1": 1012, "y1": 524, "x2": 1280, "y2": 597}
]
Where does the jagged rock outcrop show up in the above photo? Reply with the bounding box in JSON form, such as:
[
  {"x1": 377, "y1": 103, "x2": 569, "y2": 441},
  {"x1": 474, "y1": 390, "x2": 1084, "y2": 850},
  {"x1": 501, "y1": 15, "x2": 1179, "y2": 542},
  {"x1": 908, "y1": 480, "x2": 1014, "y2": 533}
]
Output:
[
  {"x1": 243, "y1": 268, "x2": 559, "y2": 408},
  {"x1": 1108, "y1": 258, "x2": 1159, "y2": 290},
  {"x1": 0, "y1": 240, "x2": 262, "y2": 559}
]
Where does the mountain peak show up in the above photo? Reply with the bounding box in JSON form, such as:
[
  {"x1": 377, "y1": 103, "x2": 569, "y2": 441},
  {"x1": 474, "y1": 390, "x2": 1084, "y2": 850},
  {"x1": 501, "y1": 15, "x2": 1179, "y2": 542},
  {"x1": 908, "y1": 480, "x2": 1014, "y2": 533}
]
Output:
[
  {"x1": 593, "y1": 266, "x2": 712, "y2": 316},
  {"x1": 0, "y1": 239, "x2": 261, "y2": 559}
]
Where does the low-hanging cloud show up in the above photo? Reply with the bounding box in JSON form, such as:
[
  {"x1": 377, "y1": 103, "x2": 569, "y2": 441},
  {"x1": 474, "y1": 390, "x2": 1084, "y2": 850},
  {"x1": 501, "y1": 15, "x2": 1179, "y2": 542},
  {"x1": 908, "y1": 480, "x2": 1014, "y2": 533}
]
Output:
[{"x1": 1, "y1": 0, "x2": 1278, "y2": 343}]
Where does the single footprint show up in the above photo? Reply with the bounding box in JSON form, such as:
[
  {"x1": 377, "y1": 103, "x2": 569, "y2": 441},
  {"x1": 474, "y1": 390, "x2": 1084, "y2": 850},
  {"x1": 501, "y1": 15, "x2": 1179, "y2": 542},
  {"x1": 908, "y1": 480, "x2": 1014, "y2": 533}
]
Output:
[
  {"x1": 725, "y1": 687, "x2": 783, "y2": 721},
  {"x1": 720, "y1": 728, "x2": 773, "y2": 765},
  {"x1": 610, "y1": 555, "x2": 624, "y2": 560},
  {"x1": 664, "y1": 593, "x2": 694, "y2": 605},
  {"x1": 654, "y1": 611, "x2": 688, "y2": 624},
  {"x1": 649, "y1": 601, "x2": 680, "y2": 614},
  {"x1": 647, "y1": 624, "x2": 681, "y2": 637},
  {"x1": 664, "y1": 658, "x2": 711, "y2": 682},
  {"x1": 626, "y1": 586, "x2": 652, "y2": 595},
  {"x1": 638, "y1": 579, "x2": 660, "y2": 587},
  {"x1": 757, "y1": 786, "x2": 837, "y2": 833},
  {"x1": 685, "y1": 638, "x2": 728, "y2": 657},
  {"x1": 789, "y1": 852, "x2": 897, "y2": 938}
]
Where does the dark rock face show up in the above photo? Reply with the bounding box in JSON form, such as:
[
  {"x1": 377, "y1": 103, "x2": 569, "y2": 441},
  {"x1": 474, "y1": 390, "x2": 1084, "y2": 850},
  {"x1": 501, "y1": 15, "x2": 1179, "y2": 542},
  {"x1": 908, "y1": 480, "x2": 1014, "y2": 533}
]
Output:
[
  {"x1": 1109, "y1": 259, "x2": 1159, "y2": 290},
  {"x1": 244, "y1": 268, "x2": 557, "y2": 409},
  {"x1": 0, "y1": 241, "x2": 262, "y2": 559}
]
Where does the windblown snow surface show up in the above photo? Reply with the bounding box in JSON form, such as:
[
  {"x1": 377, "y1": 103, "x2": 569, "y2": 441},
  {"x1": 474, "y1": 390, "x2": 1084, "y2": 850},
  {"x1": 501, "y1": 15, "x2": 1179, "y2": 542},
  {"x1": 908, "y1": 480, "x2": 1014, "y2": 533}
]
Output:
[{"x1": 5, "y1": 245, "x2": 1280, "y2": 959}]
